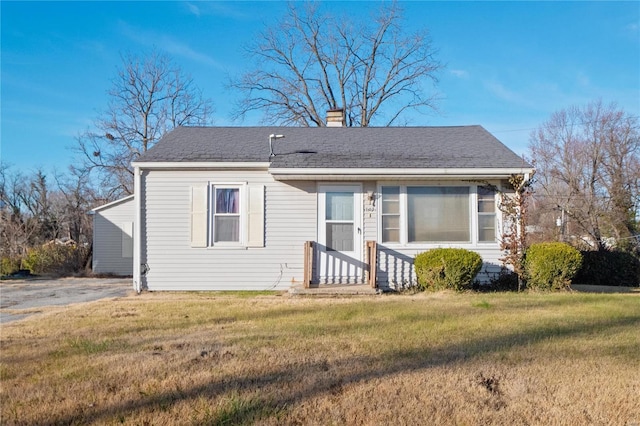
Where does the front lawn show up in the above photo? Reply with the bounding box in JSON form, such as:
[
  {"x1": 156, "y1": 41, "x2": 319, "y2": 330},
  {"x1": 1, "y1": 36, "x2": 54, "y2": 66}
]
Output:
[{"x1": 1, "y1": 291, "x2": 638, "y2": 424}]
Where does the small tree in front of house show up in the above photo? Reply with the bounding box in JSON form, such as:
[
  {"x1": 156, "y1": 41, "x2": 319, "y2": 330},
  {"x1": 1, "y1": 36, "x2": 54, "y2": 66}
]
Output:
[{"x1": 479, "y1": 173, "x2": 534, "y2": 291}]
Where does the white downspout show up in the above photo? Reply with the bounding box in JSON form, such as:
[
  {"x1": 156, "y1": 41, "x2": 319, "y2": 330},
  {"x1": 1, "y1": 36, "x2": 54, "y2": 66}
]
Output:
[{"x1": 133, "y1": 165, "x2": 142, "y2": 293}]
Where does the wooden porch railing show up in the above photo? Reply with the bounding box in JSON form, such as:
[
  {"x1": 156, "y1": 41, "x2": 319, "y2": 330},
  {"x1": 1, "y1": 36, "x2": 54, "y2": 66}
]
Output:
[
  {"x1": 365, "y1": 240, "x2": 378, "y2": 288},
  {"x1": 303, "y1": 240, "x2": 378, "y2": 288},
  {"x1": 303, "y1": 241, "x2": 314, "y2": 288}
]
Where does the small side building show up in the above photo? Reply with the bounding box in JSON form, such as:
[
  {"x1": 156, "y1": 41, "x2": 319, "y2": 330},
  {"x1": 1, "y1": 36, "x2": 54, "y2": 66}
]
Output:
[{"x1": 90, "y1": 195, "x2": 135, "y2": 276}]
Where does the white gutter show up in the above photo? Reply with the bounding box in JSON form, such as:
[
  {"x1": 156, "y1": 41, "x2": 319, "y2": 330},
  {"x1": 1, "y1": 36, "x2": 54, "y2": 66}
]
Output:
[
  {"x1": 133, "y1": 165, "x2": 141, "y2": 294},
  {"x1": 130, "y1": 163, "x2": 534, "y2": 178},
  {"x1": 270, "y1": 167, "x2": 535, "y2": 180}
]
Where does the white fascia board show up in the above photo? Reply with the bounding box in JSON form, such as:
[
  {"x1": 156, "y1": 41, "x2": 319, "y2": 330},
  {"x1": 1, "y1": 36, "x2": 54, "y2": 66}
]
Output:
[
  {"x1": 89, "y1": 194, "x2": 135, "y2": 214},
  {"x1": 131, "y1": 161, "x2": 271, "y2": 170},
  {"x1": 270, "y1": 167, "x2": 535, "y2": 180}
]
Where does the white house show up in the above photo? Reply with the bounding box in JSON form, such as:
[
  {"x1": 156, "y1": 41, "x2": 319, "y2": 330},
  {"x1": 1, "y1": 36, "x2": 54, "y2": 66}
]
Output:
[
  {"x1": 90, "y1": 195, "x2": 135, "y2": 276},
  {"x1": 131, "y1": 112, "x2": 533, "y2": 292}
]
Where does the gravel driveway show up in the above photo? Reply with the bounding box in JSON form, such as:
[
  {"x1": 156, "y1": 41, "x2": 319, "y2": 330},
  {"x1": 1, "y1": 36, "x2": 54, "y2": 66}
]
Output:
[{"x1": 0, "y1": 277, "x2": 133, "y2": 324}]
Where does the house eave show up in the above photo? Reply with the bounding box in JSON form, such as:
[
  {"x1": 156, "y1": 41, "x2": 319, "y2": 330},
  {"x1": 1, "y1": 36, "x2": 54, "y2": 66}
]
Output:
[
  {"x1": 269, "y1": 167, "x2": 535, "y2": 181},
  {"x1": 89, "y1": 194, "x2": 135, "y2": 214},
  {"x1": 130, "y1": 162, "x2": 534, "y2": 180}
]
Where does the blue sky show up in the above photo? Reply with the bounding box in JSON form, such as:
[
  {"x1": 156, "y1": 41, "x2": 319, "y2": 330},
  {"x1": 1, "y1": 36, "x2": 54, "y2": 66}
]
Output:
[{"x1": 2, "y1": 1, "x2": 639, "y2": 175}]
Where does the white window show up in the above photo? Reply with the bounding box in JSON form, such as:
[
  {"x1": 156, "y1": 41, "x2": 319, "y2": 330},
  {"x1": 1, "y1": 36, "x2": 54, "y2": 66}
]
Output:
[
  {"x1": 381, "y1": 186, "x2": 400, "y2": 243},
  {"x1": 190, "y1": 183, "x2": 264, "y2": 248},
  {"x1": 379, "y1": 185, "x2": 497, "y2": 245},
  {"x1": 407, "y1": 186, "x2": 469, "y2": 242},
  {"x1": 213, "y1": 187, "x2": 241, "y2": 243},
  {"x1": 477, "y1": 187, "x2": 497, "y2": 243}
]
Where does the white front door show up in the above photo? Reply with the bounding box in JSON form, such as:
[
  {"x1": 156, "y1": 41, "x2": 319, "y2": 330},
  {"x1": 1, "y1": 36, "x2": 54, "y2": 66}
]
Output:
[{"x1": 317, "y1": 184, "x2": 364, "y2": 284}]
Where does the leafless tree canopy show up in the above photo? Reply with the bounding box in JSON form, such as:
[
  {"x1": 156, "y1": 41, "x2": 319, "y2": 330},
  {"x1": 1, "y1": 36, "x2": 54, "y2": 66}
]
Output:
[
  {"x1": 231, "y1": 2, "x2": 442, "y2": 127},
  {"x1": 76, "y1": 50, "x2": 214, "y2": 197},
  {"x1": 529, "y1": 100, "x2": 640, "y2": 251},
  {"x1": 0, "y1": 165, "x2": 96, "y2": 263}
]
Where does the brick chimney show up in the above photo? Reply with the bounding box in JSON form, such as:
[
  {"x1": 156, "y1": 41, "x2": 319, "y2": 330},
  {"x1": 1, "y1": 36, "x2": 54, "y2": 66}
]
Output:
[{"x1": 326, "y1": 108, "x2": 345, "y2": 127}]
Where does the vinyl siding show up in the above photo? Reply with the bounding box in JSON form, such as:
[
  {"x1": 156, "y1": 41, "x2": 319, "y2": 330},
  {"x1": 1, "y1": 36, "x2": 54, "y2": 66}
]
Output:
[
  {"x1": 93, "y1": 197, "x2": 135, "y2": 275},
  {"x1": 140, "y1": 169, "x2": 316, "y2": 290},
  {"x1": 362, "y1": 181, "x2": 378, "y2": 243},
  {"x1": 140, "y1": 171, "x2": 510, "y2": 291}
]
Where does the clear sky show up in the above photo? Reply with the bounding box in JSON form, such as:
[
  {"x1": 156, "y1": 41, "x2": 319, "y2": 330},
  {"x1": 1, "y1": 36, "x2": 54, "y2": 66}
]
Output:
[{"x1": 2, "y1": 1, "x2": 639, "y2": 175}]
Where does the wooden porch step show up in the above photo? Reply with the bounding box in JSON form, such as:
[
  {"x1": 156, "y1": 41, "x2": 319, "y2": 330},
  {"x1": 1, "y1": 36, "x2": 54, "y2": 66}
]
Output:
[{"x1": 288, "y1": 284, "x2": 381, "y2": 296}]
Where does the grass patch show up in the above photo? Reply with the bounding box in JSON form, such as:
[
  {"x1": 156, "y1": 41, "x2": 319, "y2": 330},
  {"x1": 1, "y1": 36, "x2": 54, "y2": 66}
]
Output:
[
  {"x1": 203, "y1": 393, "x2": 284, "y2": 425},
  {"x1": 1, "y1": 291, "x2": 638, "y2": 425},
  {"x1": 66, "y1": 337, "x2": 117, "y2": 355},
  {"x1": 472, "y1": 299, "x2": 492, "y2": 309}
]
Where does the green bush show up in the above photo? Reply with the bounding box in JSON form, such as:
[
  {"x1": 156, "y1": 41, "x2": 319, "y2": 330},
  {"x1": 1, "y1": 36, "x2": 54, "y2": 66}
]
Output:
[
  {"x1": 414, "y1": 248, "x2": 483, "y2": 291},
  {"x1": 22, "y1": 243, "x2": 89, "y2": 276},
  {"x1": 574, "y1": 250, "x2": 640, "y2": 287},
  {"x1": 524, "y1": 242, "x2": 582, "y2": 291},
  {"x1": 1, "y1": 256, "x2": 22, "y2": 276}
]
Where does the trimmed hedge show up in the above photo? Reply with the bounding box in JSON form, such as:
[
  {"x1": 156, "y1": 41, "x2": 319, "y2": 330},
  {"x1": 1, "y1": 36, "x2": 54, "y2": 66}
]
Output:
[
  {"x1": 414, "y1": 248, "x2": 483, "y2": 291},
  {"x1": 524, "y1": 242, "x2": 582, "y2": 291},
  {"x1": 574, "y1": 250, "x2": 640, "y2": 287}
]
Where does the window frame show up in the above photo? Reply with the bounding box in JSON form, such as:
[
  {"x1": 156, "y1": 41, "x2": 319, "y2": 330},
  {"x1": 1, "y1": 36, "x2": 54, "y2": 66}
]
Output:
[
  {"x1": 477, "y1": 186, "x2": 497, "y2": 244},
  {"x1": 209, "y1": 183, "x2": 246, "y2": 248},
  {"x1": 377, "y1": 183, "x2": 500, "y2": 247},
  {"x1": 380, "y1": 186, "x2": 401, "y2": 244},
  {"x1": 406, "y1": 185, "x2": 471, "y2": 243}
]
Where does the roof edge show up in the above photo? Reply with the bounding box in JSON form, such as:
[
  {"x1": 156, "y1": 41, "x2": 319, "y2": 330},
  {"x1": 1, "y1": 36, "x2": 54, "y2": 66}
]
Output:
[
  {"x1": 132, "y1": 161, "x2": 271, "y2": 169},
  {"x1": 270, "y1": 167, "x2": 535, "y2": 179},
  {"x1": 90, "y1": 194, "x2": 135, "y2": 214}
]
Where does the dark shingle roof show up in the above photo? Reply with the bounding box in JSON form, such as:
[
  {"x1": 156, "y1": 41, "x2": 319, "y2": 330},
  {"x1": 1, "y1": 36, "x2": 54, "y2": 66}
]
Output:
[{"x1": 135, "y1": 126, "x2": 531, "y2": 169}]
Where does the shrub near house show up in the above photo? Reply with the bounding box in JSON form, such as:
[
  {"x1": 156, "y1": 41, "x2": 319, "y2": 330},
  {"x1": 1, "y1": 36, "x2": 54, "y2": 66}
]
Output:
[
  {"x1": 525, "y1": 242, "x2": 582, "y2": 291},
  {"x1": 575, "y1": 250, "x2": 640, "y2": 287},
  {"x1": 414, "y1": 248, "x2": 483, "y2": 291}
]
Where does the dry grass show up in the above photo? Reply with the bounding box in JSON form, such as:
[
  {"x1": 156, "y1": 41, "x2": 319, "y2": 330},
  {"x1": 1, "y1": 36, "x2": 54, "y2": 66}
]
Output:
[{"x1": 1, "y1": 291, "x2": 639, "y2": 425}]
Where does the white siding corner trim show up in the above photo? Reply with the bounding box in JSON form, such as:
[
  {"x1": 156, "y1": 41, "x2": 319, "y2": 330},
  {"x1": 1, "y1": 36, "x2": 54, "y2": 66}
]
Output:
[{"x1": 191, "y1": 185, "x2": 208, "y2": 248}]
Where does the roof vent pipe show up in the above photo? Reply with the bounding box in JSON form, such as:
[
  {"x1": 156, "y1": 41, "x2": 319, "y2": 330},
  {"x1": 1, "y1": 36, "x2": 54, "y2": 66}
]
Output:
[
  {"x1": 326, "y1": 108, "x2": 345, "y2": 127},
  {"x1": 269, "y1": 134, "x2": 285, "y2": 158}
]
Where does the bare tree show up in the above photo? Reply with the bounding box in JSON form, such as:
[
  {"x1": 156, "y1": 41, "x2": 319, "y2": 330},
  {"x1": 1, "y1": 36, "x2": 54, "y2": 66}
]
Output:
[
  {"x1": 1, "y1": 164, "x2": 31, "y2": 260},
  {"x1": 54, "y1": 167, "x2": 99, "y2": 245},
  {"x1": 1, "y1": 164, "x2": 101, "y2": 274},
  {"x1": 231, "y1": 2, "x2": 442, "y2": 127},
  {"x1": 529, "y1": 100, "x2": 639, "y2": 251},
  {"x1": 1, "y1": 166, "x2": 56, "y2": 261},
  {"x1": 76, "y1": 50, "x2": 214, "y2": 197}
]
